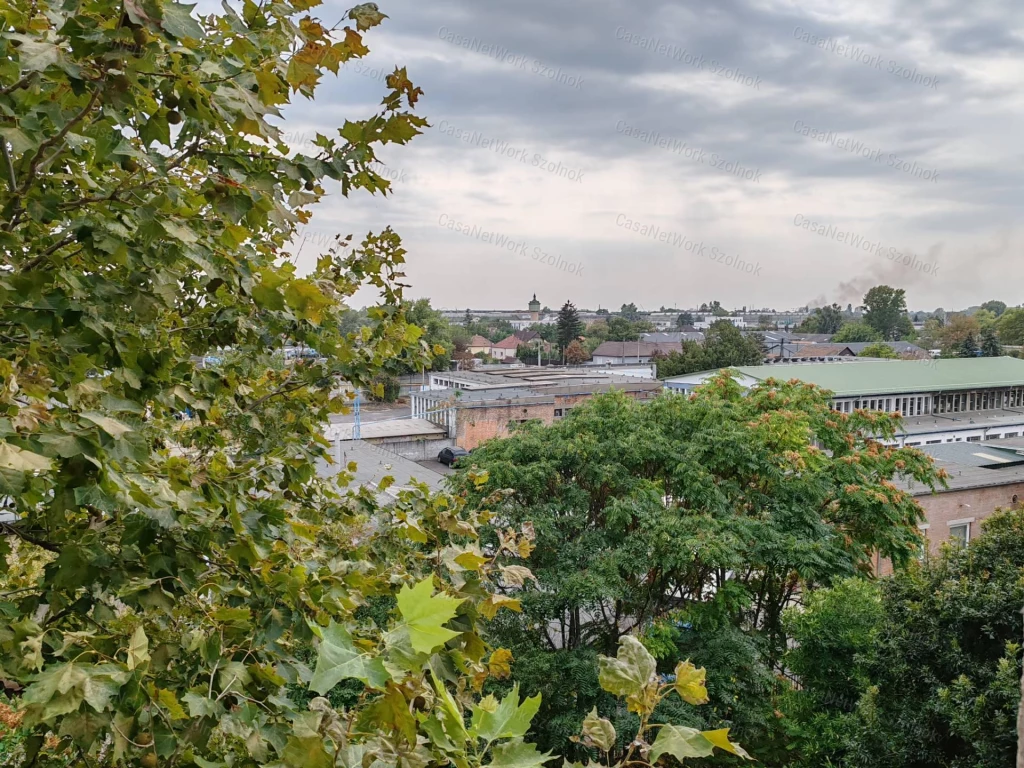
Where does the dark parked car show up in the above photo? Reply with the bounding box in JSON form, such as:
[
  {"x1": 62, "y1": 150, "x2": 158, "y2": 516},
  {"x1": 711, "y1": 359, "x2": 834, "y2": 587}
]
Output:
[{"x1": 438, "y1": 447, "x2": 470, "y2": 467}]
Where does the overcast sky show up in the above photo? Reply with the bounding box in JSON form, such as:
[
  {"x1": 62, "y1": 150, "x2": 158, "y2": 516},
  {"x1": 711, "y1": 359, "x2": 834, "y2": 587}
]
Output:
[{"x1": 283, "y1": 0, "x2": 1024, "y2": 313}]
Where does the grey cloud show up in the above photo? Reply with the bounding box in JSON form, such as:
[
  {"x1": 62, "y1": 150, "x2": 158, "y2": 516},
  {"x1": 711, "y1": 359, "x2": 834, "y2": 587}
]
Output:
[{"x1": 286, "y1": 0, "x2": 1024, "y2": 309}]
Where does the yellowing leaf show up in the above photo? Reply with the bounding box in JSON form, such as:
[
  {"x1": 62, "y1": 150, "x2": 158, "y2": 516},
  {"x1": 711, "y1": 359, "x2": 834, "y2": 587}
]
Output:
[
  {"x1": 480, "y1": 594, "x2": 521, "y2": 620},
  {"x1": 0, "y1": 442, "x2": 52, "y2": 472},
  {"x1": 155, "y1": 688, "x2": 187, "y2": 720},
  {"x1": 487, "y1": 648, "x2": 513, "y2": 678},
  {"x1": 581, "y1": 707, "x2": 616, "y2": 751},
  {"x1": 500, "y1": 565, "x2": 535, "y2": 587},
  {"x1": 395, "y1": 578, "x2": 464, "y2": 654},
  {"x1": 702, "y1": 728, "x2": 753, "y2": 760},
  {"x1": 673, "y1": 660, "x2": 709, "y2": 705},
  {"x1": 454, "y1": 550, "x2": 489, "y2": 571},
  {"x1": 126, "y1": 626, "x2": 149, "y2": 671},
  {"x1": 597, "y1": 635, "x2": 656, "y2": 698}
]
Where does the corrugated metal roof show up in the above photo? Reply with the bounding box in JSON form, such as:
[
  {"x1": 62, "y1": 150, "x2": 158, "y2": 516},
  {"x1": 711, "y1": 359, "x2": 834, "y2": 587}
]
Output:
[{"x1": 706, "y1": 357, "x2": 1024, "y2": 397}]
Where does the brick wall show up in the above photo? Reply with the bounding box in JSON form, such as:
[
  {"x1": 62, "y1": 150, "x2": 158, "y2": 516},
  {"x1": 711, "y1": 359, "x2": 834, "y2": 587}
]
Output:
[
  {"x1": 454, "y1": 389, "x2": 657, "y2": 449},
  {"x1": 876, "y1": 482, "x2": 1024, "y2": 574}
]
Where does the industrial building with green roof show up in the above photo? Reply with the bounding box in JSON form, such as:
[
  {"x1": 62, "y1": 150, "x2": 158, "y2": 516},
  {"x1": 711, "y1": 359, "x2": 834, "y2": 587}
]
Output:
[{"x1": 664, "y1": 357, "x2": 1024, "y2": 448}]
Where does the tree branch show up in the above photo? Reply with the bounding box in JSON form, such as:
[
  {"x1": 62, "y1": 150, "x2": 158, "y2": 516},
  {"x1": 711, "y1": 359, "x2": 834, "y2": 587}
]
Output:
[{"x1": 0, "y1": 522, "x2": 61, "y2": 553}]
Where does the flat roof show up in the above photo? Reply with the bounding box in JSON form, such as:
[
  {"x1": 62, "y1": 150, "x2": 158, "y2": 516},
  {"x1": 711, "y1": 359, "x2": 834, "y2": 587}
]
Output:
[
  {"x1": 903, "y1": 441, "x2": 1024, "y2": 496},
  {"x1": 434, "y1": 367, "x2": 650, "y2": 388},
  {"x1": 325, "y1": 418, "x2": 446, "y2": 441},
  {"x1": 415, "y1": 380, "x2": 661, "y2": 405},
  {"x1": 667, "y1": 357, "x2": 1024, "y2": 397},
  {"x1": 316, "y1": 439, "x2": 444, "y2": 498}
]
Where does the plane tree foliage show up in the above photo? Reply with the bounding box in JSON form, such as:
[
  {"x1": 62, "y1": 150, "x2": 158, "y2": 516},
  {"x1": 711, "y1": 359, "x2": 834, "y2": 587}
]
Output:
[
  {"x1": 452, "y1": 377, "x2": 944, "y2": 758},
  {"x1": 0, "y1": 0, "x2": 753, "y2": 766}
]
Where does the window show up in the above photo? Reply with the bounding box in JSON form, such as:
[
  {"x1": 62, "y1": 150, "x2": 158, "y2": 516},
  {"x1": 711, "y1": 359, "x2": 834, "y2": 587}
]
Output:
[
  {"x1": 1006, "y1": 432, "x2": 1019, "y2": 438},
  {"x1": 906, "y1": 441, "x2": 921, "y2": 447},
  {"x1": 948, "y1": 520, "x2": 971, "y2": 547},
  {"x1": 926, "y1": 440, "x2": 942, "y2": 444},
  {"x1": 967, "y1": 436, "x2": 981, "y2": 442},
  {"x1": 553, "y1": 408, "x2": 563, "y2": 417}
]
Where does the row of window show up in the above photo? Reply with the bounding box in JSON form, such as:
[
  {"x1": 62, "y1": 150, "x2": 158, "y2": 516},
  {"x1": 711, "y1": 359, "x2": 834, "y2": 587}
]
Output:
[
  {"x1": 831, "y1": 395, "x2": 931, "y2": 415},
  {"x1": 832, "y1": 388, "x2": 1024, "y2": 416}
]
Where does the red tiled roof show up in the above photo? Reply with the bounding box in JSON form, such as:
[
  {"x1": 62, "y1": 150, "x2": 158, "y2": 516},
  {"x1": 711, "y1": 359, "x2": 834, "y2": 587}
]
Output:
[
  {"x1": 467, "y1": 335, "x2": 492, "y2": 347},
  {"x1": 492, "y1": 335, "x2": 522, "y2": 350}
]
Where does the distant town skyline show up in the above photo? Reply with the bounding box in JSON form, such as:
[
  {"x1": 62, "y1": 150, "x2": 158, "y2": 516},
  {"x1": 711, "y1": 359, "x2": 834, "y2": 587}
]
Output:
[{"x1": 284, "y1": 0, "x2": 1024, "y2": 310}]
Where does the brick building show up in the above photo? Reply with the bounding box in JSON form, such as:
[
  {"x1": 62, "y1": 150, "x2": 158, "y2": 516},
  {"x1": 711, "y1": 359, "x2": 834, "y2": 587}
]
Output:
[
  {"x1": 411, "y1": 369, "x2": 661, "y2": 449},
  {"x1": 876, "y1": 439, "x2": 1024, "y2": 574}
]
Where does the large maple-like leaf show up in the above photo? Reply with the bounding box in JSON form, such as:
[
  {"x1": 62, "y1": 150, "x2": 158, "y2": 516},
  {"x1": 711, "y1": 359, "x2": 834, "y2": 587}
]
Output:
[
  {"x1": 485, "y1": 739, "x2": 551, "y2": 768},
  {"x1": 470, "y1": 683, "x2": 541, "y2": 743},
  {"x1": 395, "y1": 578, "x2": 464, "y2": 654},
  {"x1": 310, "y1": 621, "x2": 390, "y2": 694},
  {"x1": 596, "y1": 635, "x2": 656, "y2": 697}
]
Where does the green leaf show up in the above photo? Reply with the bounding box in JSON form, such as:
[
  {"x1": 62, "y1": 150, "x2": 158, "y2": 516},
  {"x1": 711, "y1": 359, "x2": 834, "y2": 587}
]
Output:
[
  {"x1": 309, "y1": 621, "x2": 390, "y2": 694},
  {"x1": 395, "y1": 578, "x2": 464, "y2": 654},
  {"x1": 649, "y1": 725, "x2": 716, "y2": 762},
  {"x1": 161, "y1": 219, "x2": 199, "y2": 244},
  {"x1": 486, "y1": 739, "x2": 551, "y2": 768},
  {"x1": 80, "y1": 412, "x2": 133, "y2": 438},
  {"x1": 581, "y1": 707, "x2": 616, "y2": 751},
  {"x1": 673, "y1": 660, "x2": 709, "y2": 705},
  {"x1": 282, "y1": 735, "x2": 332, "y2": 768},
  {"x1": 8, "y1": 34, "x2": 60, "y2": 72},
  {"x1": 155, "y1": 688, "x2": 187, "y2": 720},
  {"x1": 160, "y1": 1, "x2": 205, "y2": 39},
  {"x1": 597, "y1": 635, "x2": 656, "y2": 697},
  {"x1": 470, "y1": 683, "x2": 541, "y2": 743}
]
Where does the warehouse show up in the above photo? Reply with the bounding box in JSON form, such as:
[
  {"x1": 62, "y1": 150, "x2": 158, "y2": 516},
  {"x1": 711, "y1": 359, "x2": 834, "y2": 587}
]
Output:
[{"x1": 664, "y1": 357, "x2": 1024, "y2": 447}]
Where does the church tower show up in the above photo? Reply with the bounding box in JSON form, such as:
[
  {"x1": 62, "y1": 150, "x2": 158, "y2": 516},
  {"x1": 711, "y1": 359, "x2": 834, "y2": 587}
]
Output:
[{"x1": 528, "y1": 293, "x2": 541, "y2": 322}]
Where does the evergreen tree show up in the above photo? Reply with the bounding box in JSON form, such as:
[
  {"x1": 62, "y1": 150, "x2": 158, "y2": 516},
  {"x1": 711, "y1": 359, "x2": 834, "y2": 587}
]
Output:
[
  {"x1": 463, "y1": 308, "x2": 473, "y2": 325},
  {"x1": 981, "y1": 327, "x2": 1003, "y2": 357},
  {"x1": 676, "y1": 311, "x2": 695, "y2": 327},
  {"x1": 557, "y1": 301, "x2": 584, "y2": 359},
  {"x1": 960, "y1": 332, "x2": 980, "y2": 357}
]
